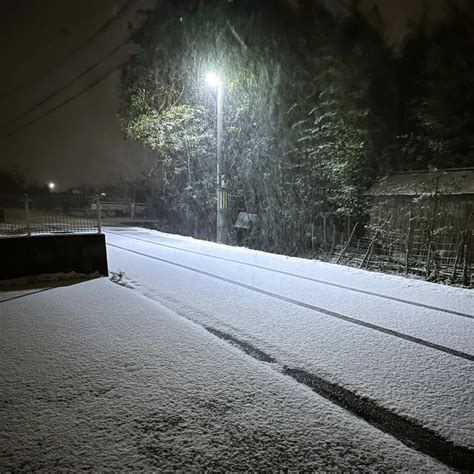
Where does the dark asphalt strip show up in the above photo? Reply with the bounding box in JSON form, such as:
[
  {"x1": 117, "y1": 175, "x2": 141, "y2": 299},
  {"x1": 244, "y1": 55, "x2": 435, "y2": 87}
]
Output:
[
  {"x1": 106, "y1": 230, "x2": 473, "y2": 320},
  {"x1": 108, "y1": 242, "x2": 474, "y2": 362},
  {"x1": 202, "y1": 326, "x2": 473, "y2": 472}
]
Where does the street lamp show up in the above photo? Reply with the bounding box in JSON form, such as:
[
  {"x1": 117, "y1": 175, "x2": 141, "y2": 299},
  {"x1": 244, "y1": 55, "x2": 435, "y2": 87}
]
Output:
[
  {"x1": 206, "y1": 70, "x2": 227, "y2": 244},
  {"x1": 48, "y1": 182, "x2": 56, "y2": 192},
  {"x1": 205, "y1": 70, "x2": 222, "y2": 88}
]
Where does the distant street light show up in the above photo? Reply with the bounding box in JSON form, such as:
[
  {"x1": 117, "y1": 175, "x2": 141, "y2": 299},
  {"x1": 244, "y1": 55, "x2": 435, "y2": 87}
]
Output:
[
  {"x1": 48, "y1": 182, "x2": 56, "y2": 192},
  {"x1": 206, "y1": 70, "x2": 227, "y2": 244}
]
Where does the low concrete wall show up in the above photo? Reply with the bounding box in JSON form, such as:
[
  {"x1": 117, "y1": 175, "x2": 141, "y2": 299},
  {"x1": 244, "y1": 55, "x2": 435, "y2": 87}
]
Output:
[{"x1": 0, "y1": 233, "x2": 108, "y2": 280}]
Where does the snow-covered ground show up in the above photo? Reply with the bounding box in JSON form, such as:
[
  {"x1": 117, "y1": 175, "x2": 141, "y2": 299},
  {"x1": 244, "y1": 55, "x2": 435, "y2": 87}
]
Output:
[
  {"x1": 0, "y1": 278, "x2": 449, "y2": 471},
  {"x1": 103, "y1": 227, "x2": 473, "y2": 462}
]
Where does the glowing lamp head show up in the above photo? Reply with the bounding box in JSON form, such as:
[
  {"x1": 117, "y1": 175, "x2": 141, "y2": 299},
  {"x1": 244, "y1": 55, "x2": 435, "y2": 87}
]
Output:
[
  {"x1": 48, "y1": 182, "x2": 56, "y2": 191},
  {"x1": 205, "y1": 70, "x2": 222, "y2": 88}
]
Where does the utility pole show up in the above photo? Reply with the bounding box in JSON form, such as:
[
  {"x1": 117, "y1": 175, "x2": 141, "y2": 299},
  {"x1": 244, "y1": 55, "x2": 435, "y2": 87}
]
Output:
[
  {"x1": 216, "y1": 83, "x2": 228, "y2": 244},
  {"x1": 206, "y1": 70, "x2": 228, "y2": 244}
]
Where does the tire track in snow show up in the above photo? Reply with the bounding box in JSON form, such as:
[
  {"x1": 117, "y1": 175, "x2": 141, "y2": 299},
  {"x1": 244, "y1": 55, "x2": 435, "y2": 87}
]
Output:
[
  {"x1": 204, "y1": 326, "x2": 277, "y2": 363},
  {"x1": 208, "y1": 328, "x2": 474, "y2": 472},
  {"x1": 107, "y1": 242, "x2": 474, "y2": 362},
  {"x1": 106, "y1": 231, "x2": 473, "y2": 319}
]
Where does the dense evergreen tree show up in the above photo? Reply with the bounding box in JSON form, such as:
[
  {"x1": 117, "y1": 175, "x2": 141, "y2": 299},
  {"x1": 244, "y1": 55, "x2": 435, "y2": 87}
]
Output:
[
  {"x1": 119, "y1": 0, "x2": 473, "y2": 250},
  {"x1": 400, "y1": 27, "x2": 474, "y2": 169}
]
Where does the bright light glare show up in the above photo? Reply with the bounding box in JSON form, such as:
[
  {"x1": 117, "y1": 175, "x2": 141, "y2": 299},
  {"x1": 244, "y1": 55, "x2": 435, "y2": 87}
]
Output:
[
  {"x1": 205, "y1": 70, "x2": 222, "y2": 88},
  {"x1": 48, "y1": 182, "x2": 56, "y2": 190}
]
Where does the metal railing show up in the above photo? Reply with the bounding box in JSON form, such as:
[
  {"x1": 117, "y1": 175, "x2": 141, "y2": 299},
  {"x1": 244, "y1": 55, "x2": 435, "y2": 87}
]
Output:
[{"x1": 0, "y1": 194, "x2": 101, "y2": 236}]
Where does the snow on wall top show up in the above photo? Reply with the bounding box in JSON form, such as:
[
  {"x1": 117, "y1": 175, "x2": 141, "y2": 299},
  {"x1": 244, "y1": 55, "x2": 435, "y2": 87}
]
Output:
[{"x1": 366, "y1": 168, "x2": 474, "y2": 197}]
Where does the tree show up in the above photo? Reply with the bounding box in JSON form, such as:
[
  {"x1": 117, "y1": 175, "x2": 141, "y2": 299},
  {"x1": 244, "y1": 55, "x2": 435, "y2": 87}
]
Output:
[
  {"x1": 401, "y1": 27, "x2": 474, "y2": 169},
  {"x1": 119, "y1": 0, "x2": 471, "y2": 254}
]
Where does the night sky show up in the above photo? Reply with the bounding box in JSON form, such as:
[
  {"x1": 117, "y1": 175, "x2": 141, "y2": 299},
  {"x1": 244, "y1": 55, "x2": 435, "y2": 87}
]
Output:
[
  {"x1": 0, "y1": 0, "x2": 155, "y2": 191},
  {"x1": 0, "y1": 0, "x2": 471, "y2": 191}
]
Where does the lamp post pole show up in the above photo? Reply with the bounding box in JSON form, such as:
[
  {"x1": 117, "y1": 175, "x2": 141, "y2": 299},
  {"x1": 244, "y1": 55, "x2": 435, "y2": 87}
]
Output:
[
  {"x1": 205, "y1": 70, "x2": 228, "y2": 244},
  {"x1": 215, "y1": 83, "x2": 227, "y2": 244}
]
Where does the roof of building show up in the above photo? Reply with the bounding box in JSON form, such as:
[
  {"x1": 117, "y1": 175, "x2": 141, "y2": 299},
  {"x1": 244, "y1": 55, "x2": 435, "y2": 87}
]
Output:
[{"x1": 366, "y1": 168, "x2": 474, "y2": 197}]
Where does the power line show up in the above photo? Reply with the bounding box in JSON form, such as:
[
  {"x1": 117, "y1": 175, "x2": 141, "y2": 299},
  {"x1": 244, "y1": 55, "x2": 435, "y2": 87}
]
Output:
[
  {"x1": 6, "y1": 62, "x2": 126, "y2": 138},
  {"x1": 3, "y1": 37, "x2": 131, "y2": 129},
  {"x1": 0, "y1": 0, "x2": 139, "y2": 102}
]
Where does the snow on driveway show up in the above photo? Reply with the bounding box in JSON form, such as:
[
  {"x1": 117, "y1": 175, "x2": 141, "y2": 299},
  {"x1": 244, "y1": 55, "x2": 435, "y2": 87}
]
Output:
[
  {"x1": 104, "y1": 227, "x2": 474, "y2": 456},
  {"x1": 0, "y1": 278, "x2": 447, "y2": 471}
]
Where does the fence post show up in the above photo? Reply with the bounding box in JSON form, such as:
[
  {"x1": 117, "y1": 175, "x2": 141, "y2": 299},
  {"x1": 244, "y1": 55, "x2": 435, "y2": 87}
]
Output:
[
  {"x1": 425, "y1": 222, "x2": 433, "y2": 279},
  {"x1": 323, "y1": 213, "x2": 327, "y2": 251},
  {"x1": 336, "y1": 221, "x2": 358, "y2": 264},
  {"x1": 331, "y1": 222, "x2": 336, "y2": 253},
  {"x1": 24, "y1": 194, "x2": 31, "y2": 236},
  {"x1": 452, "y1": 234, "x2": 464, "y2": 282},
  {"x1": 360, "y1": 230, "x2": 379, "y2": 269},
  {"x1": 130, "y1": 202, "x2": 135, "y2": 220},
  {"x1": 96, "y1": 195, "x2": 102, "y2": 233},
  {"x1": 462, "y1": 230, "x2": 471, "y2": 286},
  {"x1": 405, "y1": 212, "x2": 413, "y2": 275}
]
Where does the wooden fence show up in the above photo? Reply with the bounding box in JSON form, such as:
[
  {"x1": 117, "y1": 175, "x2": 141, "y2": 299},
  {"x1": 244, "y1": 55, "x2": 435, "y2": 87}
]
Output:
[{"x1": 330, "y1": 201, "x2": 473, "y2": 286}]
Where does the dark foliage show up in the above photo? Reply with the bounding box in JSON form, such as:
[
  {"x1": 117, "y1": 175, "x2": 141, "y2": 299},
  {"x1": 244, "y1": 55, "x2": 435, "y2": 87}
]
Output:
[{"x1": 119, "y1": 0, "x2": 473, "y2": 251}]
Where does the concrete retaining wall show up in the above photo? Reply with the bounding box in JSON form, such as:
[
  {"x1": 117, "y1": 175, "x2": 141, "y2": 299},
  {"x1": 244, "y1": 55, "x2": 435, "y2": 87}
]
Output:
[{"x1": 0, "y1": 233, "x2": 108, "y2": 280}]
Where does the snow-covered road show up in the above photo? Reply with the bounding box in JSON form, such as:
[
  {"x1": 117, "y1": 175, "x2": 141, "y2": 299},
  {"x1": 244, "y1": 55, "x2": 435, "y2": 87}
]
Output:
[
  {"x1": 1, "y1": 279, "x2": 448, "y2": 471},
  {"x1": 104, "y1": 227, "x2": 473, "y2": 469}
]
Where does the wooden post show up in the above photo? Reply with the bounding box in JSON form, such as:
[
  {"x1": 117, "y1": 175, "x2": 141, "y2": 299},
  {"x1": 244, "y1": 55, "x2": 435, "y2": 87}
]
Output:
[
  {"x1": 425, "y1": 236, "x2": 432, "y2": 278},
  {"x1": 336, "y1": 222, "x2": 358, "y2": 264},
  {"x1": 453, "y1": 213, "x2": 472, "y2": 282},
  {"x1": 360, "y1": 230, "x2": 379, "y2": 269},
  {"x1": 452, "y1": 236, "x2": 463, "y2": 282},
  {"x1": 323, "y1": 213, "x2": 327, "y2": 251},
  {"x1": 405, "y1": 212, "x2": 413, "y2": 274},
  {"x1": 331, "y1": 222, "x2": 336, "y2": 254},
  {"x1": 462, "y1": 230, "x2": 471, "y2": 286},
  {"x1": 433, "y1": 247, "x2": 440, "y2": 279},
  {"x1": 365, "y1": 236, "x2": 376, "y2": 269},
  {"x1": 425, "y1": 176, "x2": 440, "y2": 279}
]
